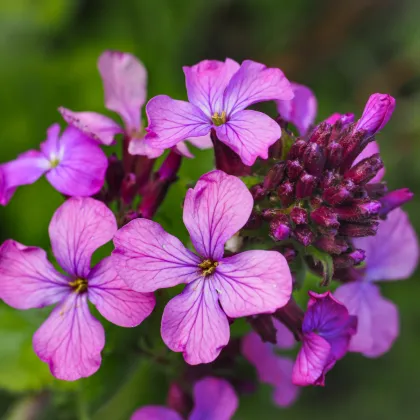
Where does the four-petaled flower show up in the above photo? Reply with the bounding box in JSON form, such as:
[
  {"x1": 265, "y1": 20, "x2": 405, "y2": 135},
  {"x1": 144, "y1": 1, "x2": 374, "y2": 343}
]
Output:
[
  {"x1": 0, "y1": 197, "x2": 155, "y2": 380},
  {"x1": 131, "y1": 377, "x2": 238, "y2": 420},
  {"x1": 144, "y1": 59, "x2": 294, "y2": 166},
  {"x1": 335, "y1": 208, "x2": 418, "y2": 357},
  {"x1": 60, "y1": 50, "x2": 212, "y2": 159},
  {"x1": 0, "y1": 124, "x2": 108, "y2": 205},
  {"x1": 292, "y1": 291, "x2": 357, "y2": 386},
  {"x1": 113, "y1": 170, "x2": 292, "y2": 364}
]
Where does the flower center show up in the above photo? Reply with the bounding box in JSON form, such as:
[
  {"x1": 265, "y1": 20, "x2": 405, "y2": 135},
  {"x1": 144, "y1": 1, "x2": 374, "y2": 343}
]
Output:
[
  {"x1": 49, "y1": 157, "x2": 60, "y2": 169},
  {"x1": 69, "y1": 278, "x2": 88, "y2": 293},
  {"x1": 199, "y1": 259, "x2": 219, "y2": 276},
  {"x1": 211, "y1": 111, "x2": 227, "y2": 127}
]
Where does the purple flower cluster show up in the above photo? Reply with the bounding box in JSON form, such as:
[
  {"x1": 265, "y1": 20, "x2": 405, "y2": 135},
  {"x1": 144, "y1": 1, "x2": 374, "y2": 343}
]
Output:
[{"x1": 0, "y1": 50, "x2": 418, "y2": 419}]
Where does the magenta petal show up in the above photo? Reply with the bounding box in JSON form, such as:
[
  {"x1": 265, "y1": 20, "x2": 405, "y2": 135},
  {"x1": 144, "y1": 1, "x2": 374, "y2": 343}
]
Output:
[
  {"x1": 353, "y1": 208, "x2": 419, "y2": 282},
  {"x1": 40, "y1": 123, "x2": 61, "y2": 157},
  {"x1": 292, "y1": 332, "x2": 332, "y2": 386},
  {"x1": 183, "y1": 170, "x2": 253, "y2": 260},
  {"x1": 59, "y1": 107, "x2": 123, "y2": 145},
  {"x1": 128, "y1": 136, "x2": 164, "y2": 158},
  {"x1": 49, "y1": 197, "x2": 117, "y2": 279},
  {"x1": 215, "y1": 250, "x2": 292, "y2": 317},
  {"x1": 145, "y1": 95, "x2": 211, "y2": 149},
  {"x1": 46, "y1": 126, "x2": 108, "y2": 196},
  {"x1": 98, "y1": 50, "x2": 147, "y2": 131},
  {"x1": 215, "y1": 110, "x2": 281, "y2": 166},
  {"x1": 323, "y1": 113, "x2": 355, "y2": 126},
  {"x1": 187, "y1": 134, "x2": 213, "y2": 149},
  {"x1": 0, "y1": 240, "x2": 69, "y2": 309},
  {"x1": 33, "y1": 293, "x2": 105, "y2": 381},
  {"x1": 276, "y1": 83, "x2": 317, "y2": 136},
  {"x1": 174, "y1": 142, "x2": 195, "y2": 158},
  {"x1": 88, "y1": 257, "x2": 155, "y2": 327},
  {"x1": 113, "y1": 219, "x2": 200, "y2": 293},
  {"x1": 0, "y1": 166, "x2": 15, "y2": 206},
  {"x1": 273, "y1": 319, "x2": 296, "y2": 350},
  {"x1": 184, "y1": 59, "x2": 240, "y2": 116},
  {"x1": 131, "y1": 406, "x2": 182, "y2": 420},
  {"x1": 161, "y1": 279, "x2": 230, "y2": 365},
  {"x1": 335, "y1": 282, "x2": 399, "y2": 357},
  {"x1": 223, "y1": 60, "x2": 293, "y2": 115},
  {"x1": 190, "y1": 377, "x2": 238, "y2": 420},
  {"x1": 352, "y1": 141, "x2": 385, "y2": 183}
]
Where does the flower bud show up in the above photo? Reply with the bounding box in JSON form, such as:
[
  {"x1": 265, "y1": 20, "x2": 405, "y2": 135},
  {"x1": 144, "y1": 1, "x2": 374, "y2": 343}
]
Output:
[
  {"x1": 247, "y1": 314, "x2": 277, "y2": 344},
  {"x1": 121, "y1": 173, "x2": 137, "y2": 204},
  {"x1": 277, "y1": 181, "x2": 295, "y2": 207},
  {"x1": 310, "y1": 206, "x2": 339, "y2": 228},
  {"x1": 339, "y1": 221, "x2": 379, "y2": 237},
  {"x1": 334, "y1": 200, "x2": 381, "y2": 221},
  {"x1": 324, "y1": 113, "x2": 355, "y2": 127},
  {"x1": 326, "y1": 142, "x2": 343, "y2": 169},
  {"x1": 250, "y1": 184, "x2": 267, "y2": 201},
  {"x1": 355, "y1": 93, "x2": 396, "y2": 135},
  {"x1": 263, "y1": 162, "x2": 286, "y2": 190},
  {"x1": 290, "y1": 207, "x2": 308, "y2": 225},
  {"x1": 333, "y1": 249, "x2": 365, "y2": 269},
  {"x1": 344, "y1": 154, "x2": 383, "y2": 185},
  {"x1": 303, "y1": 143, "x2": 326, "y2": 177},
  {"x1": 261, "y1": 208, "x2": 283, "y2": 221},
  {"x1": 296, "y1": 173, "x2": 316, "y2": 199},
  {"x1": 308, "y1": 122, "x2": 332, "y2": 147},
  {"x1": 269, "y1": 216, "x2": 291, "y2": 241},
  {"x1": 287, "y1": 160, "x2": 303, "y2": 181},
  {"x1": 379, "y1": 188, "x2": 414, "y2": 217},
  {"x1": 323, "y1": 185, "x2": 352, "y2": 206},
  {"x1": 244, "y1": 211, "x2": 263, "y2": 229},
  {"x1": 315, "y1": 236, "x2": 349, "y2": 254},
  {"x1": 282, "y1": 246, "x2": 297, "y2": 262},
  {"x1": 288, "y1": 139, "x2": 307, "y2": 160},
  {"x1": 294, "y1": 225, "x2": 315, "y2": 246}
]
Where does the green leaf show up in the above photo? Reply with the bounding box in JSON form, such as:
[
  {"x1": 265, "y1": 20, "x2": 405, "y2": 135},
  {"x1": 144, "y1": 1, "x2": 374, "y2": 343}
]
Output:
[{"x1": 305, "y1": 246, "x2": 334, "y2": 286}]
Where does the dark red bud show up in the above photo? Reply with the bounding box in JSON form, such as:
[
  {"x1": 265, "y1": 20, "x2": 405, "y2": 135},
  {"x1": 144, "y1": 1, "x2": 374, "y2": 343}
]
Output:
[
  {"x1": 310, "y1": 206, "x2": 339, "y2": 228},
  {"x1": 379, "y1": 188, "x2": 414, "y2": 217},
  {"x1": 323, "y1": 185, "x2": 352, "y2": 206},
  {"x1": 293, "y1": 225, "x2": 315, "y2": 246},
  {"x1": 288, "y1": 139, "x2": 307, "y2": 160},
  {"x1": 261, "y1": 208, "x2": 283, "y2": 221},
  {"x1": 334, "y1": 200, "x2": 381, "y2": 221},
  {"x1": 341, "y1": 133, "x2": 374, "y2": 172},
  {"x1": 263, "y1": 162, "x2": 286, "y2": 190},
  {"x1": 121, "y1": 173, "x2": 137, "y2": 204},
  {"x1": 295, "y1": 173, "x2": 316, "y2": 199},
  {"x1": 333, "y1": 249, "x2": 365, "y2": 269},
  {"x1": 244, "y1": 212, "x2": 263, "y2": 229},
  {"x1": 344, "y1": 154, "x2": 383, "y2": 185},
  {"x1": 339, "y1": 221, "x2": 379, "y2": 237},
  {"x1": 269, "y1": 215, "x2": 290, "y2": 241},
  {"x1": 290, "y1": 207, "x2": 308, "y2": 225},
  {"x1": 287, "y1": 160, "x2": 303, "y2": 181},
  {"x1": 303, "y1": 143, "x2": 326, "y2": 177},
  {"x1": 309, "y1": 122, "x2": 332, "y2": 147},
  {"x1": 247, "y1": 315, "x2": 277, "y2": 344},
  {"x1": 277, "y1": 181, "x2": 295, "y2": 207},
  {"x1": 250, "y1": 184, "x2": 267, "y2": 201},
  {"x1": 326, "y1": 142, "x2": 343, "y2": 169},
  {"x1": 282, "y1": 247, "x2": 297, "y2": 262},
  {"x1": 365, "y1": 182, "x2": 388, "y2": 199},
  {"x1": 315, "y1": 236, "x2": 349, "y2": 254}
]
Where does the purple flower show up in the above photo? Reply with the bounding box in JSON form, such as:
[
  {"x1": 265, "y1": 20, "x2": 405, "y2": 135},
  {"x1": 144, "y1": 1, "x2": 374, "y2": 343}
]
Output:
[
  {"x1": 60, "y1": 51, "x2": 211, "y2": 159},
  {"x1": 335, "y1": 208, "x2": 418, "y2": 357},
  {"x1": 276, "y1": 83, "x2": 317, "y2": 136},
  {"x1": 113, "y1": 170, "x2": 292, "y2": 364},
  {"x1": 131, "y1": 377, "x2": 238, "y2": 420},
  {"x1": 242, "y1": 320, "x2": 299, "y2": 407},
  {"x1": 0, "y1": 197, "x2": 155, "y2": 380},
  {"x1": 0, "y1": 124, "x2": 108, "y2": 205},
  {"x1": 292, "y1": 291, "x2": 357, "y2": 386},
  {"x1": 144, "y1": 59, "x2": 294, "y2": 166}
]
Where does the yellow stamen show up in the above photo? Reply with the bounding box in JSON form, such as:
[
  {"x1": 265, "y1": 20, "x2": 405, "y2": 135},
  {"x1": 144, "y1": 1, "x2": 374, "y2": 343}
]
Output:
[
  {"x1": 50, "y1": 157, "x2": 60, "y2": 168},
  {"x1": 211, "y1": 111, "x2": 227, "y2": 127},
  {"x1": 69, "y1": 278, "x2": 88, "y2": 293},
  {"x1": 199, "y1": 259, "x2": 219, "y2": 276}
]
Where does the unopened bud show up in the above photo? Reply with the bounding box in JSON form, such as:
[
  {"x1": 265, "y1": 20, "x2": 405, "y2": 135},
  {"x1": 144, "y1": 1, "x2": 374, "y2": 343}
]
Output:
[
  {"x1": 247, "y1": 314, "x2": 277, "y2": 344},
  {"x1": 250, "y1": 184, "x2": 267, "y2": 201},
  {"x1": 310, "y1": 206, "x2": 339, "y2": 228},
  {"x1": 303, "y1": 143, "x2": 326, "y2": 177},
  {"x1": 244, "y1": 212, "x2": 263, "y2": 229},
  {"x1": 263, "y1": 162, "x2": 286, "y2": 190},
  {"x1": 293, "y1": 225, "x2": 315, "y2": 246},
  {"x1": 339, "y1": 221, "x2": 379, "y2": 237},
  {"x1": 335, "y1": 200, "x2": 381, "y2": 221},
  {"x1": 269, "y1": 216, "x2": 290, "y2": 241},
  {"x1": 344, "y1": 154, "x2": 383, "y2": 185},
  {"x1": 290, "y1": 207, "x2": 308, "y2": 225},
  {"x1": 296, "y1": 173, "x2": 316, "y2": 199},
  {"x1": 287, "y1": 160, "x2": 303, "y2": 181},
  {"x1": 333, "y1": 249, "x2": 365, "y2": 269},
  {"x1": 326, "y1": 142, "x2": 343, "y2": 169},
  {"x1": 277, "y1": 181, "x2": 295, "y2": 207},
  {"x1": 379, "y1": 188, "x2": 414, "y2": 217},
  {"x1": 315, "y1": 236, "x2": 349, "y2": 254},
  {"x1": 308, "y1": 122, "x2": 332, "y2": 147},
  {"x1": 121, "y1": 173, "x2": 137, "y2": 204},
  {"x1": 288, "y1": 139, "x2": 307, "y2": 160},
  {"x1": 323, "y1": 185, "x2": 352, "y2": 206}
]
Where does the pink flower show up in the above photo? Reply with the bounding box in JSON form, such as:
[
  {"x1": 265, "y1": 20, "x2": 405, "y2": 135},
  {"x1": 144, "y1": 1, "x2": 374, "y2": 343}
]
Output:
[
  {"x1": 131, "y1": 377, "x2": 238, "y2": 420},
  {"x1": 0, "y1": 197, "x2": 155, "y2": 380},
  {"x1": 144, "y1": 59, "x2": 294, "y2": 166},
  {"x1": 335, "y1": 208, "x2": 418, "y2": 357},
  {"x1": 242, "y1": 320, "x2": 299, "y2": 407},
  {"x1": 60, "y1": 50, "x2": 211, "y2": 159},
  {"x1": 0, "y1": 124, "x2": 108, "y2": 205},
  {"x1": 292, "y1": 291, "x2": 357, "y2": 386},
  {"x1": 113, "y1": 170, "x2": 292, "y2": 364}
]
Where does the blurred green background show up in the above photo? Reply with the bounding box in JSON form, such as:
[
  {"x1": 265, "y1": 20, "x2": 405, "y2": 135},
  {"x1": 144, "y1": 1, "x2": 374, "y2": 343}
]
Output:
[{"x1": 0, "y1": 0, "x2": 420, "y2": 419}]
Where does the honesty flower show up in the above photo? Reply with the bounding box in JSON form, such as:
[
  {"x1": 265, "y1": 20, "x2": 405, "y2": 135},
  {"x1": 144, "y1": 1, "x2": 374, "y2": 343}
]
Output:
[
  {"x1": 113, "y1": 170, "x2": 292, "y2": 364},
  {"x1": 335, "y1": 208, "x2": 418, "y2": 357},
  {"x1": 292, "y1": 291, "x2": 357, "y2": 386},
  {"x1": 131, "y1": 377, "x2": 238, "y2": 420},
  {"x1": 242, "y1": 319, "x2": 299, "y2": 407},
  {"x1": 0, "y1": 197, "x2": 155, "y2": 380},
  {"x1": 60, "y1": 50, "x2": 211, "y2": 159},
  {"x1": 0, "y1": 124, "x2": 108, "y2": 205},
  {"x1": 144, "y1": 59, "x2": 294, "y2": 166}
]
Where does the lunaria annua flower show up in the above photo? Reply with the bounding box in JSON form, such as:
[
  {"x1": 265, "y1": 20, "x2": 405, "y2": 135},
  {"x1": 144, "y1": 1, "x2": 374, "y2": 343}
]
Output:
[
  {"x1": 0, "y1": 124, "x2": 108, "y2": 205},
  {"x1": 144, "y1": 59, "x2": 294, "y2": 166},
  {"x1": 334, "y1": 208, "x2": 418, "y2": 357},
  {"x1": 113, "y1": 169, "x2": 292, "y2": 364},
  {"x1": 131, "y1": 377, "x2": 238, "y2": 420},
  {"x1": 0, "y1": 197, "x2": 155, "y2": 380},
  {"x1": 60, "y1": 50, "x2": 212, "y2": 159}
]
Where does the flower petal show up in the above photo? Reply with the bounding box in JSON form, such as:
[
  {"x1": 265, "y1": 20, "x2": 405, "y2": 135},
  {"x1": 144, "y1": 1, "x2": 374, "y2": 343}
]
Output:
[
  {"x1": 59, "y1": 107, "x2": 123, "y2": 146},
  {"x1": 88, "y1": 257, "x2": 155, "y2": 327},
  {"x1": 352, "y1": 141, "x2": 384, "y2": 183},
  {"x1": 214, "y1": 250, "x2": 292, "y2": 317},
  {"x1": 128, "y1": 136, "x2": 165, "y2": 158},
  {"x1": 187, "y1": 134, "x2": 213, "y2": 149},
  {"x1": 40, "y1": 123, "x2": 61, "y2": 157},
  {"x1": 113, "y1": 219, "x2": 200, "y2": 293},
  {"x1": 161, "y1": 279, "x2": 230, "y2": 365},
  {"x1": 183, "y1": 59, "x2": 240, "y2": 116},
  {"x1": 215, "y1": 110, "x2": 281, "y2": 166},
  {"x1": 335, "y1": 282, "x2": 399, "y2": 357},
  {"x1": 0, "y1": 240, "x2": 69, "y2": 309},
  {"x1": 276, "y1": 83, "x2": 317, "y2": 136},
  {"x1": 46, "y1": 126, "x2": 108, "y2": 196},
  {"x1": 353, "y1": 208, "x2": 418, "y2": 282},
  {"x1": 273, "y1": 319, "x2": 296, "y2": 350},
  {"x1": 183, "y1": 170, "x2": 253, "y2": 260},
  {"x1": 33, "y1": 292, "x2": 105, "y2": 381},
  {"x1": 131, "y1": 406, "x2": 182, "y2": 420},
  {"x1": 223, "y1": 60, "x2": 293, "y2": 115},
  {"x1": 49, "y1": 197, "x2": 117, "y2": 279},
  {"x1": 0, "y1": 166, "x2": 16, "y2": 206},
  {"x1": 292, "y1": 332, "x2": 332, "y2": 386},
  {"x1": 190, "y1": 377, "x2": 238, "y2": 420},
  {"x1": 145, "y1": 95, "x2": 211, "y2": 149},
  {"x1": 98, "y1": 50, "x2": 147, "y2": 131}
]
